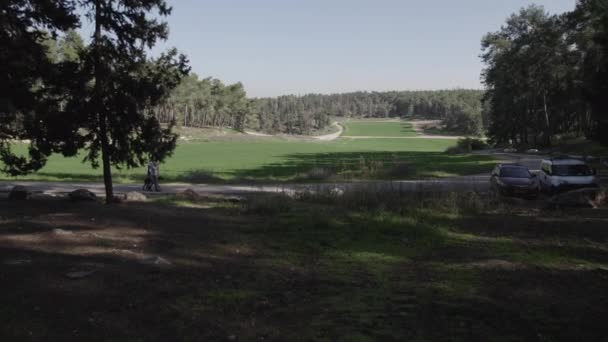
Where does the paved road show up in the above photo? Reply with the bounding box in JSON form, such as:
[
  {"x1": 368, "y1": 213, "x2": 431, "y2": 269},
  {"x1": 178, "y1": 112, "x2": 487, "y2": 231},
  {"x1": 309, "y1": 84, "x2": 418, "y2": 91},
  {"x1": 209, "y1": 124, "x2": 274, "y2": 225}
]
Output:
[
  {"x1": 0, "y1": 176, "x2": 493, "y2": 197},
  {"x1": 0, "y1": 153, "x2": 555, "y2": 197}
]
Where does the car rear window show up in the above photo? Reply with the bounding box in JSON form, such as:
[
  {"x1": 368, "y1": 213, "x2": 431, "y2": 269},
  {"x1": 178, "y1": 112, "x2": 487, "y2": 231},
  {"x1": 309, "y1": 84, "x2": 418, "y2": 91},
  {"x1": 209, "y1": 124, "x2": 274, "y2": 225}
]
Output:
[{"x1": 500, "y1": 167, "x2": 530, "y2": 178}]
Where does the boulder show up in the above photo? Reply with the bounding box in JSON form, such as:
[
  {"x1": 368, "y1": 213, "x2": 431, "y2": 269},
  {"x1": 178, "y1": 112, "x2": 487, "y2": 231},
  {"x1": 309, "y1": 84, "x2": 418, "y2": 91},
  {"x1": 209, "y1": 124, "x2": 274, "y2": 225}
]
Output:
[
  {"x1": 52, "y1": 228, "x2": 73, "y2": 236},
  {"x1": 549, "y1": 188, "x2": 605, "y2": 208},
  {"x1": 123, "y1": 191, "x2": 147, "y2": 202},
  {"x1": 65, "y1": 269, "x2": 97, "y2": 279},
  {"x1": 8, "y1": 185, "x2": 30, "y2": 200},
  {"x1": 329, "y1": 187, "x2": 345, "y2": 197},
  {"x1": 68, "y1": 189, "x2": 97, "y2": 202},
  {"x1": 139, "y1": 256, "x2": 172, "y2": 266},
  {"x1": 175, "y1": 189, "x2": 200, "y2": 201}
]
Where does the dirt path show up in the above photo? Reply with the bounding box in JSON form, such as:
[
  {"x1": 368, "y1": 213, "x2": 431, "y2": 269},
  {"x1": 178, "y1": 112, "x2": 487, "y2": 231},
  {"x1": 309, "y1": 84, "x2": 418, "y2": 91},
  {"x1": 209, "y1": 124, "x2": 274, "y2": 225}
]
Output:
[
  {"x1": 0, "y1": 176, "x2": 493, "y2": 198},
  {"x1": 312, "y1": 122, "x2": 343, "y2": 141},
  {"x1": 244, "y1": 122, "x2": 344, "y2": 141},
  {"x1": 243, "y1": 130, "x2": 273, "y2": 137},
  {"x1": 340, "y1": 135, "x2": 459, "y2": 140}
]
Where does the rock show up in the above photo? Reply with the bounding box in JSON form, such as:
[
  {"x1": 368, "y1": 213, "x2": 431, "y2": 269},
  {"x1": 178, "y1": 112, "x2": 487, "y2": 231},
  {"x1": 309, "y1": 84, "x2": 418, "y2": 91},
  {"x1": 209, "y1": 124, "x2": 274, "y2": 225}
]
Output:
[
  {"x1": 3, "y1": 259, "x2": 32, "y2": 265},
  {"x1": 175, "y1": 189, "x2": 200, "y2": 201},
  {"x1": 68, "y1": 189, "x2": 97, "y2": 202},
  {"x1": 65, "y1": 268, "x2": 97, "y2": 279},
  {"x1": 224, "y1": 196, "x2": 244, "y2": 203},
  {"x1": 549, "y1": 188, "x2": 604, "y2": 208},
  {"x1": 140, "y1": 256, "x2": 172, "y2": 266},
  {"x1": 110, "y1": 196, "x2": 124, "y2": 204},
  {"x1": 123, "y1": 191, "x2": 147, "y2": 202},
  {"x1": 52, "y1": 228, "x2": 73, "y2": 235},
  {"x1": 65, "y1": 263, "x2": 103, "y2": 279},
  {"x1": 526, "y1": 148, "x2": 540, "y2": 153},
  {"x1": 329, "y1": 187, "x2": 345, "y2": 197},
  {"x1": 8, "y1": 185, "x2": 30, "y2": 200}
]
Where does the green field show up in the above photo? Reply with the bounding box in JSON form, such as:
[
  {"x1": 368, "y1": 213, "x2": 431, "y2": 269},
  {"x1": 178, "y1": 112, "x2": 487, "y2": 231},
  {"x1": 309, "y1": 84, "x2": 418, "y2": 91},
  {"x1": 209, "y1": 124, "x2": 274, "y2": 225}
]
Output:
[
  {"x1": 0, "y1": 121, "x2": 494, "y2": 183},
  {"x1": 342, "y1": 121, "x2": 418, "y2": 137}
]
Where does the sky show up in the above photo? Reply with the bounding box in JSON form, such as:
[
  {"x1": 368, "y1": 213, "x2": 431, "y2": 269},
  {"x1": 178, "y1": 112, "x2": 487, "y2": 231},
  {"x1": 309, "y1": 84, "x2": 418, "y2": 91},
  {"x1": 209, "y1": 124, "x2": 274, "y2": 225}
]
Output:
[{"x1": 146, "y1": 0, "x2": 576, "y2": 97}]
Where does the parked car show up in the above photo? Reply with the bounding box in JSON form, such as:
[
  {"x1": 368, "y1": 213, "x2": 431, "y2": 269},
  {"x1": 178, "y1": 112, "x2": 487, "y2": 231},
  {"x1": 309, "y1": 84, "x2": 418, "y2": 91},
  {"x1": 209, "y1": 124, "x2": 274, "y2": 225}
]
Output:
[
  {"x1": 539, "y1": 157, "x2": 598, "y2": 194},
  {"x1": 490, "y1": 164, "x2": 539, "y2": 198}
]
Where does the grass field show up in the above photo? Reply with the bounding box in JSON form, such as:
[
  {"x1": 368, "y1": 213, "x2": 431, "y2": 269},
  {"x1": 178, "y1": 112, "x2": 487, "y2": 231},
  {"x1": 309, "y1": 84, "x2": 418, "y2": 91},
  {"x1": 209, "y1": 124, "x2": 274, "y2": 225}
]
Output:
[
  {"x1": 0, "y1": 121, "x2": 495, "y2": 183},
  {"x1": 2, "y1": 191, "x2": 607, "y2": 341},
  {"x1": 342, "y1": 121, "x2": 418, "y2": 137}
]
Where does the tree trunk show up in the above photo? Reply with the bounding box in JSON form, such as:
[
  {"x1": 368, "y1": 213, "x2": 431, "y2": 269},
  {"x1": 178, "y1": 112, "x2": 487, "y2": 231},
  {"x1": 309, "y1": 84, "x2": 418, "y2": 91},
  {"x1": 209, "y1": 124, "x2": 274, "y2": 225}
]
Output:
[
  {"x1": 94, "y1": 0, "x2": 114, "y2": 203},
  {"x1": 543, "y1": 91, "x2": 551, "y2": 146}
]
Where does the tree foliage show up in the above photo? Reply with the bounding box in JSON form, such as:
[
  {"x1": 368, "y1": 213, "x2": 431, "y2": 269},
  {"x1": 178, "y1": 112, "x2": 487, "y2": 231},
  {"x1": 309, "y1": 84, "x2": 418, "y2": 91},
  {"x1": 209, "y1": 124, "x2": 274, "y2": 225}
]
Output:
[
  {"x1": 156, "y1": 88, "x2": 486, "y2": 136},
  {"x1": 482, "y1": 1, "x2": 608, "y2": 146},
  {"x1": 154, "y1": 74, "x2": 251, "y2": 131},
  {"x1": 0, "y1": 0, "x2": 189, "y2": 203},
  {"x1": 0, "y1": 0, "x2": 79, "y2": 169}
]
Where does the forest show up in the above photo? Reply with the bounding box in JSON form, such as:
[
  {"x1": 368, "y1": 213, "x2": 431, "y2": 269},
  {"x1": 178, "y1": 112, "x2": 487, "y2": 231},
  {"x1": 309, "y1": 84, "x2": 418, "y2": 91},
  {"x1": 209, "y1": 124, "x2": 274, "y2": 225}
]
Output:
[
  {"x1": 482, "y1": 0, "x2": 608, "y2": 147},
  {"x1": 154, "y1": 76, "x2": 486, "y2": 136}
]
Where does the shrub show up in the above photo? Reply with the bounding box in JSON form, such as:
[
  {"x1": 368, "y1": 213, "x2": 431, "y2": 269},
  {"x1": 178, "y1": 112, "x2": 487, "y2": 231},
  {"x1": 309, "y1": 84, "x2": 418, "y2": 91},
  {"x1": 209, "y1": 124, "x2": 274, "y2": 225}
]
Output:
[
  {"x1": 293, "y1": 185, "x2": 490, "y2": 216},
  {"x1": 245, "y1": 193, "x2": 293, "y2": 215},
  {"x1": 446, "y1": 137, "x2": 489, "y2": 154}
]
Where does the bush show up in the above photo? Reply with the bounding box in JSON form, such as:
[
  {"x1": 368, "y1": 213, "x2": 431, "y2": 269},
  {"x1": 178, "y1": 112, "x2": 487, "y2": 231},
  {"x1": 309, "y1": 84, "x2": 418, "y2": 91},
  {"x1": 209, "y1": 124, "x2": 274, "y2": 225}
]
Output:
[
  {"x1": 245, "y1": 193, "x2": 293, "y2": 215},
  {"x1": 446, "y1": 137, "x2": 489, "y2": 154},
  {"x1": 293, "y1": 185, "x2": 490, "y2": 216}
]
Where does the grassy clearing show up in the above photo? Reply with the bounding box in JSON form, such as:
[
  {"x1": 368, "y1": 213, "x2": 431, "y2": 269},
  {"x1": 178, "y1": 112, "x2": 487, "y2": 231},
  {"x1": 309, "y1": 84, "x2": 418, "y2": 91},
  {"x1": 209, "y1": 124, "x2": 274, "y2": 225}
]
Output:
[
  {"x1": 342, "y1": 121, "x2": 418, "y2": 137},
  {"x1": 1, "y1": 191, "x2": 607, "y2": 341},
  {"x1": 1, "y1": 136, "x2": 495, "y2": 183}
]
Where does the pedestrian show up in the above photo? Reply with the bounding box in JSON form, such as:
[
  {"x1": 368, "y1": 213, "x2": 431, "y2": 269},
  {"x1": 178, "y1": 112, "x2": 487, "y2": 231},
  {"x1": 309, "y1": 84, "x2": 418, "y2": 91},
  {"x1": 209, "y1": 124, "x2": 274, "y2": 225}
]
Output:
[{"x1": 147, "y1": 160, "x2": 160, "y2": 192}]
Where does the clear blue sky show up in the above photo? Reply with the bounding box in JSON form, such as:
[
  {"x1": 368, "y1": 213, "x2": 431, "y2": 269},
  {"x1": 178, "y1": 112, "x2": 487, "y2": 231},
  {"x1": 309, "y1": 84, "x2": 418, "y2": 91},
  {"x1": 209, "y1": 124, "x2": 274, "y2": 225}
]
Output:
[{"x1": 150, "y1": 0, "x2": 576, "y2": 97}]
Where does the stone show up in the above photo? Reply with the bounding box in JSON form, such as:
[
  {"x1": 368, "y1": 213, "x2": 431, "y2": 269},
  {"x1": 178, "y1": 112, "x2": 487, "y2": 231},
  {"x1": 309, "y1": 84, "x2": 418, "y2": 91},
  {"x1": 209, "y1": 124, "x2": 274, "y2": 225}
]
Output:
[
  {"x1": 224, "y1": 196, "x2": 244, "y2": 203},
  {"x1": 140, "y1": 256, "x2": 172, "y2": 266},
  {"x1": 65, "y1": 268, "x2": 97, "y2": 279},
  {"x1": 110, "y1": 196, "x2": 124, "y2": 204},
  {"x1": 65, "y1": 263, "x2": 103, "y2": 279},
  {"x1": 68, "y1": 189, "x2": 97, "y2": 202},
  {"x1": 329, "y1": 187, "x2": 345, "y2": 197},
  {"x1": 52, "y1": 228, "x2": 73, "y2": 235},
  {"x1": 3, "y1": 259, "x2": 32, "y2": 265},
  {"x1": 175, "y1": 189, "x2": 200, "y2": 201},
  {"x1": 123, "y1": 191, "x2": 147, "y2": 202},
  {"x1": 8, "y1": 185, "x2": 30, "y2": 200}
]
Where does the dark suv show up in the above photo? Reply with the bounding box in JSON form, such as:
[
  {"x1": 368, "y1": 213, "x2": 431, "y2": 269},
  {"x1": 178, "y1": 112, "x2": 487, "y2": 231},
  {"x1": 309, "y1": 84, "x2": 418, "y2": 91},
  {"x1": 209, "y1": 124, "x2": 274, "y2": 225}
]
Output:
[{"x1": 490, "y1": 164, "x2": 539, "y2": 198}]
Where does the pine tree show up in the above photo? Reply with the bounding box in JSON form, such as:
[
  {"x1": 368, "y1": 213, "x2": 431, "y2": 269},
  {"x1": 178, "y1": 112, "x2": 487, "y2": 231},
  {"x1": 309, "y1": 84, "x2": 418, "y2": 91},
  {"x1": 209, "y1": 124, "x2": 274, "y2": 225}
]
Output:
[
  {"x1": 76, "y1": 0, "x2": 189, "y2": 202},
  {"x1": 1, "y1": 1, "x2": 189, "y2": 203}
]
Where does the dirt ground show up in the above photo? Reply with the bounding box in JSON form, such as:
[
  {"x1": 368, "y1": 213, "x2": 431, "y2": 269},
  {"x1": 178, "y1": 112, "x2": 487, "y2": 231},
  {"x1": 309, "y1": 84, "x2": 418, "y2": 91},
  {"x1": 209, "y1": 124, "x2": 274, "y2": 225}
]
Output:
[{"x1": 1, "y1": 194, "x2": 608, "y2": 341}]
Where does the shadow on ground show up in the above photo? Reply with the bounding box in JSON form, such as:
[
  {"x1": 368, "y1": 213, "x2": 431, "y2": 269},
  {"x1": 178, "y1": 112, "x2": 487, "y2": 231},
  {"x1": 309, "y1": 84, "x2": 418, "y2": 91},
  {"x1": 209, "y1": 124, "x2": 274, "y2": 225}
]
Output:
[
  {"x1": 224, "y1": 151, "x2": 494, "y2": 182},
  {"x1": 1, "y1": 195, "x2": 607, "y2": 341},
  {"x1": 0, "y1": 151, "x2": 495, "y2": 184}
]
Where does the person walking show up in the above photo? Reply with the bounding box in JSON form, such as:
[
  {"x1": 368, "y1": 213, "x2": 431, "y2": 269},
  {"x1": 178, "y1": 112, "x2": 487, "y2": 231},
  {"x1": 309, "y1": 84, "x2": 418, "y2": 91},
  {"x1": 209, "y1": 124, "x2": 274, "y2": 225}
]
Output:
[{"x1": 147, "y1": 160, "x2": 161, "y2": 192}]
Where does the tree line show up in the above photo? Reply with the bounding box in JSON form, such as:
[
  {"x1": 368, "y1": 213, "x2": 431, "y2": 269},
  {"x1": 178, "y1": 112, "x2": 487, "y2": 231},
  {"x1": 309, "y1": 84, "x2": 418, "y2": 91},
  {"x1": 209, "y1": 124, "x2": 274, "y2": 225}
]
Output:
[
  {"x1": 155, "y1": 83, "x2": 486, "y2": 135},
  {"x1": 482, "y1": 1, "x2": 608, "y2": 147}
]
